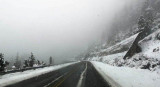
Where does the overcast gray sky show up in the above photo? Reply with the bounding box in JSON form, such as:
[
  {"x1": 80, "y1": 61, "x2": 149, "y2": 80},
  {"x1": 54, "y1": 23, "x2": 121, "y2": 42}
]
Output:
[{"x1": 0, "y1": 0, "x2": 133, "y2": 63}]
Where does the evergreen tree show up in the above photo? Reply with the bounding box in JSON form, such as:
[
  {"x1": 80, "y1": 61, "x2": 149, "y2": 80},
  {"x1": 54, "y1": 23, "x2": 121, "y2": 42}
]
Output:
[
  {"x1": 37, "y1": 60, "x2": 41, "y2": 65},
  {"x1": 138, "y1": 6, "x2": 155, "y2": 39},
  {"x1": 49, "y1": 56, "x2": 53, "y2": 65},
  {"x1": 24, "y1": 60, "x2": 29, "y2": 68},
  {"x1": 0, "y1": 53, "x2": 5, "y2": 72},
  {"x1": 29, "y1": 52, "x2": 35, "y2": 67},
  {"x1": 138, "y1": 15, "x2": 146, "y2": 32},
  {"x1": 143, "y1": 7, "x2": 154, "y2": 34}
]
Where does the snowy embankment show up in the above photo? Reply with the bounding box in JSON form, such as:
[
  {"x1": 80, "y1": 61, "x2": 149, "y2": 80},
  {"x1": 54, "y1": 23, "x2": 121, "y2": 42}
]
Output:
[
  {"x1": 100, "y1": 33, "x2": 138, "y2": 53},
  {"x1": 90, "y1": 29, "x2": 160, "y2": 70},
  {"x1": 87, "y1": 33, "x2": 138, "y2": 62},
  {"x1": 112, "y1": 29, "x2": 160, "y2": 70},
  {"x1": 89, "y1": 51, "x2": 127, "y2": 65},
  {"x1": 0, "y1": 62, "x2": 78, "y2": 87},
  {"x1": 92, "y1": 61, "x2": 160, "y2": 87},
  {"x1": 139, "y1": 29, "x2": 160, "y2": 60}
]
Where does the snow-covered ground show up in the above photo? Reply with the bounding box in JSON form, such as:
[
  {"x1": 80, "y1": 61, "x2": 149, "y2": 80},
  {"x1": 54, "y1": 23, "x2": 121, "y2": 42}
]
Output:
[
  {"x1": 100, "y1": 33, "x2": 139, "y2": 54},
  {"x1": 86, "y1": 5, "x2": 160, "y2": 87},
  {"x1": 88, "y1": 51, "x2": 127, "y2": 65},
  {"x1": 0, "y1": 62, "x2": 78, "y2": 87},
  {"x1": 87, "y1": 28, "x2": 160, "y2": 87},
  {"x1": 89, "y1": 29, "x2": 160, "y2": 71},
  {"x1": 92, "y1": 61, "x2": 160, "y2": 87},
  {"x1": 139, "y1": 29, "x2": 160, "y2": 60},
  {"x1": 86, "y1": 33, "x2": 139, "y2": 62},
  {"x1": 101, "y1": 51, "x2": 127, "y2": 65},
  {"x1": 117, "y1": 29, "x2": 160, "y2": 70}
]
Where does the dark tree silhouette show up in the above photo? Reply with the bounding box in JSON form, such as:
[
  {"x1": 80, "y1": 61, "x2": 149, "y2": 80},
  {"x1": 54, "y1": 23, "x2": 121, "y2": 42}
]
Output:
[
  {"x1": 49, "y1": 56, "x2": 53, "y2": 65},
  {"x1": 0, "y1": 53, "x2": 5, "y2": 72},
  {"x1": 0, "y1": 53, "x2": 9, "y2": 72},
  {"x1": 24, "y1": 60, "x2": 29, "y2": 68},
  {"x1": 29, "y1": 52, "x2": 35, "y2": 67},
  {"x1": 37, "y1": 60, "x2": 41, "y2": 65}
]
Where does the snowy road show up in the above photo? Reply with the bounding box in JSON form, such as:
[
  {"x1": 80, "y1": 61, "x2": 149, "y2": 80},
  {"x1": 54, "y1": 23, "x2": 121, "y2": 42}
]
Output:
[{"x1": 5, "y1": 62, "x2": 110, "y2": 87}]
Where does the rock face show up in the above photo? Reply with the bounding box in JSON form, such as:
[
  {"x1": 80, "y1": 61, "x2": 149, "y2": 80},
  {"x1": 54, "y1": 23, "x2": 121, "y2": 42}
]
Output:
[{"x1": 123, "y1": 31, "x2": 147, "y2": 60}]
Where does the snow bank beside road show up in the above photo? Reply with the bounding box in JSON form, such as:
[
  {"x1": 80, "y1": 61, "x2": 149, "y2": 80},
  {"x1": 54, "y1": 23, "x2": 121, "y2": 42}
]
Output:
[
  {"x1": 0, "y1": 62, "x2": 78, "y2": 87},
  {"x1": 92, "y1": 61, "x2": 160, "y2": 87}
]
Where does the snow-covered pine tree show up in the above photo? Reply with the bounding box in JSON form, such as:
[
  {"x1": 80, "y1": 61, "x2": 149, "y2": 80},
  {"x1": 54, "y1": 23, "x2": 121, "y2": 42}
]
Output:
[
  {"x1": 24, "y1": 59, "x2": 29, "y2": 68},
  {"x1": 138, "y1": 15, "x2": 146, "y2": 32},
  {"x1": 0, "y1": 53, "x2": 5, "y2": 72},
  {"x1": 29, "y1": 52, "x2": 35, "y2": 67},
  {"x1": 143, "y1": 7, "x2": 155, "y2": 34}
]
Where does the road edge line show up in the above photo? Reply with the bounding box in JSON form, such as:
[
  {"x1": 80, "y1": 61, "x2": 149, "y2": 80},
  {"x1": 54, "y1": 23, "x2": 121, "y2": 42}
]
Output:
[
  {"x1": 90, "y1": 61, "x2": 122, "y2": 87},
  {"x1": 76, "y1": 63, "x2": 87, "y2": 87}
]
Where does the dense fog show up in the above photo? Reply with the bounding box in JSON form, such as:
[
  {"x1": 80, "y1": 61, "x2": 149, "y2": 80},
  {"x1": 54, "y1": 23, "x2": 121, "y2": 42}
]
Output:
[{"x1": 0, "y1": 0, "x2": 139, "y2": 64}]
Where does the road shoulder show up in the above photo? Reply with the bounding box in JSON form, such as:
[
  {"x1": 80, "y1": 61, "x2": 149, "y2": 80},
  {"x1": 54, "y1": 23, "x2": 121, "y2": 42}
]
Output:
[{"x1": 91, "y1": 61, "x2": 121, "y2": 87}]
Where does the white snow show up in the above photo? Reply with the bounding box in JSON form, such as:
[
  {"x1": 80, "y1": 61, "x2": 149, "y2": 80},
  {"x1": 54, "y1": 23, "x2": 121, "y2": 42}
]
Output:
[
  {"x1": 112, "y1": 29, "x2": 160, "y2": 70},
  {"x1": 89, "y1": 56, "x2": 100, "y2": 61},
  {"x1": 85, "y1": 33, "x2": 139, "y2": 61},
  {"x1": 102, "y1": 51, "x2": 126, "y2": 63},
  {"x1": 0, "y1": 62, "x2": 78, "y2": 87},
  {"x1": 100, "y1": 33, "x2": 139, "y2": 53},
  {"x1": 87, "y1": 33, "x2": 139, "y2": 62},
  {"x1": 92, "y1": 61, "x2": 160, "y2": 87},
  {"x1": 90, "y1": 51, "x2": 127, "y2": 67},
  {"x1": 83, "y1": 7, "x2": 160, "y2": 87},
  {"x1": 89, "y1": 30, "x2": 160, "y2": 71},
  {"x1": 139, "y1": 29, "x2": 160, "y2": 60}
]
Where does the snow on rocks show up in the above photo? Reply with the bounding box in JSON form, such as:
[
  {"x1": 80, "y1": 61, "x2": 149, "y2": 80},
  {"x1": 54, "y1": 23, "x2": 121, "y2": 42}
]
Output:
[
  {"x1": 90, "y1": 30, "x2": 160, "y2": 71},
  {"x1": 113, "y1": 54, "x2": 160, "y2": 71},
  {"x1": 0, "y1": 62, "x2": 78, "y2": 87},
  {"x1": 87, "y1": 33, "x2": 139, "y2": 62},
  {"x1": 102, "y1": 51, "x2": 127, "y2": 65},
  {"x1": 117, "y1": 29, "x2": 160, "y2": 71},
  {"x1": 139, "y1": 29, "x2": 160, "y2": 60},
  {"x1": 100, "y1": 33, "x2": 139, "y2": 55},
  {"x1": 92, "y1": 61, "x2": 160, "y2": 87}
]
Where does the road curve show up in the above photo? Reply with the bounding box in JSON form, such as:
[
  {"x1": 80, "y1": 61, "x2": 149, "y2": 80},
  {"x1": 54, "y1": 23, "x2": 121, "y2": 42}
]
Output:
[{"x1": 5, "y1": 62, "x2": 110, "y2": 87}]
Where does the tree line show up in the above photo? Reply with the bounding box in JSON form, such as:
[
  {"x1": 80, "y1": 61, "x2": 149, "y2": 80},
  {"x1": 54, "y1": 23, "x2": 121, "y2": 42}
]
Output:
[{"x1": 0, "y1": 52, "x2": 54, "y2": 72}]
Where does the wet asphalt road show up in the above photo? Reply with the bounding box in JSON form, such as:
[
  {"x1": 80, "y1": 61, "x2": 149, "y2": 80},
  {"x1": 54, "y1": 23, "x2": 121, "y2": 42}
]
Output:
[{"x1": 5, "y1": 62, "x2": 110, "y2": 87}]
